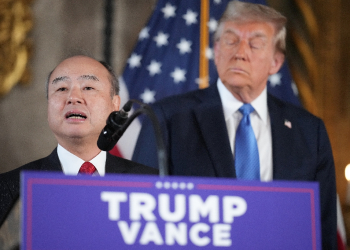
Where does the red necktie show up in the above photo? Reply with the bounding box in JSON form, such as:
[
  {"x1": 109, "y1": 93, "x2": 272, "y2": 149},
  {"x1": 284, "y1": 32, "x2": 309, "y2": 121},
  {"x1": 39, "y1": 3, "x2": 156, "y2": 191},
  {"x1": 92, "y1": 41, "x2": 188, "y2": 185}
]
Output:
[{"x1": 79, "y1": 162, "x2": 96, "y2": 175}]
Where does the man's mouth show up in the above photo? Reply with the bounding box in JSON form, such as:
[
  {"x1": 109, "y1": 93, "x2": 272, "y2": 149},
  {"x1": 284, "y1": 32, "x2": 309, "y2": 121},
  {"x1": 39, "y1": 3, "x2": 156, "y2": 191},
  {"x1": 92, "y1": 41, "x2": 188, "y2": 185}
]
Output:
[
  {"x1": 229, "y1": 67, "x2": 246, "y2": 73},
  {"x1": 65, "y1": 111, "x2": 87, "y2": 120}
]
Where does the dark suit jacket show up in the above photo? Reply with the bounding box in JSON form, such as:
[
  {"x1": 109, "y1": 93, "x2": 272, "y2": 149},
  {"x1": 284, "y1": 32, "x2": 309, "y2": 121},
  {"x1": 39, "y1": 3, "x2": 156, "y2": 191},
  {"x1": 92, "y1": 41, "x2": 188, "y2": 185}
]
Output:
[
  {"x1": 132, "y1": 83, "x2": 337, "y2": 250},
  {"x1": 0, "y1": 148, "x2": 158, "y2": 225}
]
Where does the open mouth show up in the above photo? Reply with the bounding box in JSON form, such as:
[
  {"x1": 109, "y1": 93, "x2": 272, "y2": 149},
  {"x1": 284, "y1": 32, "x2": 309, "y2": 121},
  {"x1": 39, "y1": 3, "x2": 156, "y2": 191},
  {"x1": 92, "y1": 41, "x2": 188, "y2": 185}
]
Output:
[{"x1": 65, "y1": 112, "x2": 87, "y2": 119}]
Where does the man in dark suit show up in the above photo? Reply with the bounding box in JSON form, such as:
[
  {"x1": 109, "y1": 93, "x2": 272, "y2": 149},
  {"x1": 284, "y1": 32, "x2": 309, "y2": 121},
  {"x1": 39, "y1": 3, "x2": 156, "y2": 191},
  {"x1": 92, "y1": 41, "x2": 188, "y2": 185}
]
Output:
[
  {"x1": 132, "y1": 1, "x2": 336, "y2": 249},
  {"x1": 0, "y1": 55, "x2": 157, "y2": 224}
]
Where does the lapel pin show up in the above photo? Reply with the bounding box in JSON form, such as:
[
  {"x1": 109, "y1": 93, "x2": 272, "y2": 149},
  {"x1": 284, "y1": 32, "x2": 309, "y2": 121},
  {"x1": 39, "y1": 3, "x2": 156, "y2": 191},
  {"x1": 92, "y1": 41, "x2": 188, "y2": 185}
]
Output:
[{"x1": 284, "y1": 119, "x2": 292, "y2": 129}]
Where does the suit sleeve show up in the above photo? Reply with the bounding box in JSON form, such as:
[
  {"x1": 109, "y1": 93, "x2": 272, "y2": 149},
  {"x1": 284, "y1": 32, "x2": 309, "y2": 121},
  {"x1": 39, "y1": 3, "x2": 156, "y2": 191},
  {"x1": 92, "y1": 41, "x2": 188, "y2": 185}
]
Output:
[
  {"x1": 0, "y1": 170, "x2": 20, "y2": 225},
  {"x1": 316, "y1": 120, "x2": 337, "y2": 250},
  {"x1": 132, "y1": 104, "x2": 167, "y2": 170}
]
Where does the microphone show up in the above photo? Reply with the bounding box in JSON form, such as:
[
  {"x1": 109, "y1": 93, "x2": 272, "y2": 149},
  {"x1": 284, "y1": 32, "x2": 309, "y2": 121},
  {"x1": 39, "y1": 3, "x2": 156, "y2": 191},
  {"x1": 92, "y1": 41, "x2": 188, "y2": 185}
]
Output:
[
  {"x1": 97, "y1": 101, "x2": 132, "y2": 151},
  {"x1": 97, "y1": 99, "x2": 169, "y2": 176}
]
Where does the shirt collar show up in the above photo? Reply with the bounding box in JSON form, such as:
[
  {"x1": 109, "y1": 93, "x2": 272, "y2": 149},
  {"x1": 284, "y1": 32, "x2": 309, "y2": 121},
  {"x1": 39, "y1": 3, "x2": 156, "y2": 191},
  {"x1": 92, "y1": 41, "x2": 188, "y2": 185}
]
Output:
[
  {"x1": 217, "y1": 79, "x2": 269, "y2": 124},
  {"x1": 57, "y1": 144, "x2": 107, "y2": 176}
]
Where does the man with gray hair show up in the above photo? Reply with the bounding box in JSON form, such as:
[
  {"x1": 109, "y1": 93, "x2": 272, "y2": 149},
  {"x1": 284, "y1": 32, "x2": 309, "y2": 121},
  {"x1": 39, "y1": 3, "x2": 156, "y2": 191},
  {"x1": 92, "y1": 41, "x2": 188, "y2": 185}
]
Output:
[
  {"x1": 133, "y1": 1, "x2": 336, "y2": 249},
  {"x1": 0, "y1": 55, "x2": 158, "y2": 225}
]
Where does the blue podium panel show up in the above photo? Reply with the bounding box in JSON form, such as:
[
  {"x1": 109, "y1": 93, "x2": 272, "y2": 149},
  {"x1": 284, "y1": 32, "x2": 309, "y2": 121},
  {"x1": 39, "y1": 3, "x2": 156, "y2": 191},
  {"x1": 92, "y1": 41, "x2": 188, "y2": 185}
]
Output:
[{"x1": 21, "y1": 171, "x2": 321, "y2": 250}]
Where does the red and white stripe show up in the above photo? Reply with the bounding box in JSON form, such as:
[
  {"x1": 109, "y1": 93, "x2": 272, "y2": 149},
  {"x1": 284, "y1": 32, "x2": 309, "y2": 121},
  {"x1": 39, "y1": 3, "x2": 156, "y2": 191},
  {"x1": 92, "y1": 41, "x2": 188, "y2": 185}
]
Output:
[{"x1": 110, "y1": 77, "x2": 141, "y2": 159}]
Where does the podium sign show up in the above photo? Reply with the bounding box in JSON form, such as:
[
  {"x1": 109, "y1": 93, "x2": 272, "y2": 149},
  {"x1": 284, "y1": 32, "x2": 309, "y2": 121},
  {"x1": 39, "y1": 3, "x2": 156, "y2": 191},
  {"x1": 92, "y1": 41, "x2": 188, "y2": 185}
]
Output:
[{"x1": 21, "y1": 172, "x2": 321, "y2": 250}]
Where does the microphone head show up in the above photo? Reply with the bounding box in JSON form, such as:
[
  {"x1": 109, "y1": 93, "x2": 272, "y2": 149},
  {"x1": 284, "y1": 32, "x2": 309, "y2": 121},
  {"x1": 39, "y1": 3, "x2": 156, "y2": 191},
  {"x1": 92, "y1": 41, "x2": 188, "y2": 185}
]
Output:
[
  {"x1": 108, "y1": 111, "x2": 128, "y2": 129},
  {"x1": 97, "y1": 110, "x2": 129, "y2": 151},
  {"x1": 123, "y1": 100, "x2": 133, "y2": 112},
  {"x1": 97, "y1": 126, "x2": 117, "y2": 151}
]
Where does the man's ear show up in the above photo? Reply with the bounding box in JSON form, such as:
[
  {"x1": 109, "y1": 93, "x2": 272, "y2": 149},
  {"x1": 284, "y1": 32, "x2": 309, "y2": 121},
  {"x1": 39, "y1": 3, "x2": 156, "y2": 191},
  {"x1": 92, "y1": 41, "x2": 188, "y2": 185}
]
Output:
[
  {"x1": 269, "y1": 52, "x2": 285, "y2": 75},
  {"x1": 112, "y1": 95, "x2": 121, "y2": 111}
]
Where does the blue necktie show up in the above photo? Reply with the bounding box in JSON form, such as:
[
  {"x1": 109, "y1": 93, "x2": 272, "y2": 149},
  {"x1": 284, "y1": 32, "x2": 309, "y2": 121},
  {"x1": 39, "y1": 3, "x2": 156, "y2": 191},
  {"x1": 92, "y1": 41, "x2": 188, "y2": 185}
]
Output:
[{"x1": 234, "y1": 104, "x2": 260, "y2": 180}]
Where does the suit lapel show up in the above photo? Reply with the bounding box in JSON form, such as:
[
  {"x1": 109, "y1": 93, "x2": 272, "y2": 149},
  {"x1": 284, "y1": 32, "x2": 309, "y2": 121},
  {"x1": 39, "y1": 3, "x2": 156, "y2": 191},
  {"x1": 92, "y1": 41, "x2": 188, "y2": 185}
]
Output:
[
  {"x1": 268, "y1": 96, "x2": 296, "y2": 180},
  {"x1": 105, "y1": 153, "x2": 127, "y2": 174},
  {"x1": 44, "y1": 148, "x2": 64, "y2": 172},
  {"x1": 193, "y1": 85, "x2": 235, "y2": 178}
]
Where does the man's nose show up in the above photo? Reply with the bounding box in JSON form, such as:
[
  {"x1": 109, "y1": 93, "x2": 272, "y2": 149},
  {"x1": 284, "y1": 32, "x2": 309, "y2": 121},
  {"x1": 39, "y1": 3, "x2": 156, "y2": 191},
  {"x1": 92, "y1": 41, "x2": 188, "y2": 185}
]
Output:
[
  {"x1": 67, "y1": 87, "x2": 83, "y2": 104},
  {"x1": 234, "y1": 41, "x2": 248, "y2": 60}
]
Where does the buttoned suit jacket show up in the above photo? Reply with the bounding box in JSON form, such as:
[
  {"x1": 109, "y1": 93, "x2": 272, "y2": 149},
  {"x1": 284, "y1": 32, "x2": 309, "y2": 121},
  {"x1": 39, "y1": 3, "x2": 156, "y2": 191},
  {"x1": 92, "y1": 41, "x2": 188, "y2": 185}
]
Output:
[
  {"x1": 132, "y1": 83, "x2": 337, "y2": 249},
  {"x1": 0, "y1": 148, "x2": 158, "y2": 225}
]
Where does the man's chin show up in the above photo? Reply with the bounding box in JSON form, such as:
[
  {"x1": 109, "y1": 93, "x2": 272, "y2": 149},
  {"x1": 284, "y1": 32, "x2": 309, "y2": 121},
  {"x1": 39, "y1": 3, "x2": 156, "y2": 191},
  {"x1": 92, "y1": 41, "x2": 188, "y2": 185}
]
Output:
[
  {"x1": 59, "y1": 129, "x2": 89, "y2": 140},
  {"x1": 66, "y1": 130, "x2": 101, "y2": 142},
  {"x1": 223, "y1": 80, "x2": 250, "y2": 91}
]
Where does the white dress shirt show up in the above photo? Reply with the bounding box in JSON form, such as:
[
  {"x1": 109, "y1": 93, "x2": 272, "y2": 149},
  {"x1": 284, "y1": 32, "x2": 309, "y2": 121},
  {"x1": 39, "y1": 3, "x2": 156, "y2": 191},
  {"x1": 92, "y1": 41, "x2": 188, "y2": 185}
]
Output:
[
  {"x1": 217, "y1": 79, "x2": 273, "y2": 181},
  {"x1": 57, "y1": 144, "x2": 107, "y2": 176}
]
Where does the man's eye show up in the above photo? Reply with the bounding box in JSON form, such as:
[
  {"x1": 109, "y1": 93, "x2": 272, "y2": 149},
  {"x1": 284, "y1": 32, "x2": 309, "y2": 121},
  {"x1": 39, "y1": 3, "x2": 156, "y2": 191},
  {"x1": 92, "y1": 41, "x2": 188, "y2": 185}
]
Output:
[
  {"x1": 226, "y1": 40, "x2": 234, "y2": 45},
  {"x1": 250, "y1": 43, "x2": 262, "y2": 49},
  {"x1": 250, "y1": 39, "x2": 265, "y2": 49},
  {"x1": 84, "y1": 87, "x2": 94, "y2": 90},
  {"x1": 57, "y1": 87, "x2": 67, "y2": 92},
  {"x1": 223, "y1": 38, "x2": 237, "y2": 46},
  {"x1": 221, "y1": 33, "x2": 238, "y2": 47}
]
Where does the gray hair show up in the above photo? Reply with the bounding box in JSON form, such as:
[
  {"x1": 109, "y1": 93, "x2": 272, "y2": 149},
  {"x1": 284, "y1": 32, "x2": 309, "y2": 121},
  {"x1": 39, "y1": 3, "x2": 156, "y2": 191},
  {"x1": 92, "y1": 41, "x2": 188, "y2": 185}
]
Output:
[
  {"x1": 45, "y1": 57, "x2": 119, "y2": 99},
  {"x1": 213, "y1": 1, "x2": 287, "y2": 54},
  {"x1": 98, "y1": 60, "x2": 120, "y2": 97}
]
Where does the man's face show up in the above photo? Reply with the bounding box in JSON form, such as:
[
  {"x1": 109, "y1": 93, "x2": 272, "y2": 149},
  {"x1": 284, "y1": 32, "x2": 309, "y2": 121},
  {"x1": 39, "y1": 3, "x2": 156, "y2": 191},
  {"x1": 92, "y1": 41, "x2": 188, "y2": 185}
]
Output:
[
  {"x1": 47, "y1": 56, "x2": 120, "y2": 145},
  {"x1": 214, "y1": 21, "x2": 284, "y2": 102}
]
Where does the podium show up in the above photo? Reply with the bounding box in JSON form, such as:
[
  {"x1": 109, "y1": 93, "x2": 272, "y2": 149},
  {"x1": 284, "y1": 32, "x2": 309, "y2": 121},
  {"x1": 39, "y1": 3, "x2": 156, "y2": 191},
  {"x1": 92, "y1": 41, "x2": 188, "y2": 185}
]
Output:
[{"x1": 18, "y1": 171, "x2": 321, "y2": 249}]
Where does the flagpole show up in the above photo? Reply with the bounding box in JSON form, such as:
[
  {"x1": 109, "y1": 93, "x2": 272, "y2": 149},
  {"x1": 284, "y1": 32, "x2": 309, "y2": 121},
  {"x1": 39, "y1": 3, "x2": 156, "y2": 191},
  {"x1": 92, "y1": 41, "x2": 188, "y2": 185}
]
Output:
[{"x1": 199, "y1": 0, "x2": 210, "y2": 89}]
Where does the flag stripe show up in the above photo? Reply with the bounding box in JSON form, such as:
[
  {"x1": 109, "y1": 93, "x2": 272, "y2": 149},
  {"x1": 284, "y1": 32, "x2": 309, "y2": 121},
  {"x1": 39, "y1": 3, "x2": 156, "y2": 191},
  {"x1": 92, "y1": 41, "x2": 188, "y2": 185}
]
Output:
[
  {"x1": 115, "y1": 77, "x2": 142, "y2": 160},
  {"x1": 337, "y1": 194, "x2": 347, "y2": 249}
]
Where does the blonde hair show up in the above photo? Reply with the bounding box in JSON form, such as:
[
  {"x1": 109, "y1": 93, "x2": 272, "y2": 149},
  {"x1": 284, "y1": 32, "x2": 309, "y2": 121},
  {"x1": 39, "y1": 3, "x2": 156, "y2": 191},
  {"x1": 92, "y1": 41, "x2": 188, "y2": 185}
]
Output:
[{"x1": 214, "y1": 1, "x2": 287, "y2": 54}]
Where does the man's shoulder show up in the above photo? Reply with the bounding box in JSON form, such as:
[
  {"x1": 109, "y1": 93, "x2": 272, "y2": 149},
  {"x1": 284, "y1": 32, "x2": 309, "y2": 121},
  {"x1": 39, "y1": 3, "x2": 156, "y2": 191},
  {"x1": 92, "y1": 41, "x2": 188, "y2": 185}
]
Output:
[
  {"x1": 1, "y1": 156, "x2": 49, "y2": 179},
  {"x1": 0, "y1": 149, "x2": 59, "y2": 180},
  {"x1": 106, "y1": 153, "x2": 159, "y2": 175},
  {"x1": 155, "y1": 83, "x2": 217, "y2": 107},
  {"x1": 19, "y1": 157, "x2": 50, "y2": 171},
  {"x1": 149, "y1": 83, "x2": 219, "y2": 119},
  {"x1": 268, "y1": 94, "x2": 322, "y2": 122}
]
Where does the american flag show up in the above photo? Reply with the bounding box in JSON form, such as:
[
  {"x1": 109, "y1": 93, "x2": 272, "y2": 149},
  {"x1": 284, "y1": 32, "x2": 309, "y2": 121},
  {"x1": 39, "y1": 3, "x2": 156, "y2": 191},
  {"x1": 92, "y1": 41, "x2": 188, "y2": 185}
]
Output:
[
  {"x1": 122, "y1": 0, "x2": 299, "y2": 107},
  {"x1": 113, "y1": 1, "x2": 345, "y2": 248},
  {"x1": 115, "y1": 0, "x2": 299, "y2": 159}
]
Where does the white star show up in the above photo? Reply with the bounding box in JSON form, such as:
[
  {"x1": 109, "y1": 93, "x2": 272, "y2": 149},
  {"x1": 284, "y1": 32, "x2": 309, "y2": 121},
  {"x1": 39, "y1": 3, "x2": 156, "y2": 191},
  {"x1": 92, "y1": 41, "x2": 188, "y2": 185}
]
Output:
[
  {"x1": 214, "y1": 0, "x2": 222, "y2": 4},
  {"x1": 162, "y1": 3, "x2": 176, "y2": 19},
  {"x1": 127, "y1": 53, "x2": 142, "y2": 68},
  {"x1": 153, "y1": 31, "x2": 169, "y2": 47},
  {"x1": 139, "y1": 27, "x2": 149, "y2": 40},
  {"x1": 177, "y1": 38, "x2": 192, "y2": 54},
  {"x1": 147, "y1": 60, "x2": 162, "y2": 76},
  {"x1": 171, "y1": 67, "x2": 186, "y2": 83},
  {"x1": 140, "y1": 88, "x2": 156, "y2": 104},
  {"x1": 291, "y1": 81, "x2": 299, "y2": 96},
  {"x1": 207, "y1": 18, "x2": 218, "y2": 33},
  {"x1": 269, "y1": 73, "x2": 282, "y2": 87},
  {"x1": 205, "y1": 47, "x2": 214, "y2": 60},
  {"x1": 183, "y1": 9, "x2": 198, "y2": 26}
]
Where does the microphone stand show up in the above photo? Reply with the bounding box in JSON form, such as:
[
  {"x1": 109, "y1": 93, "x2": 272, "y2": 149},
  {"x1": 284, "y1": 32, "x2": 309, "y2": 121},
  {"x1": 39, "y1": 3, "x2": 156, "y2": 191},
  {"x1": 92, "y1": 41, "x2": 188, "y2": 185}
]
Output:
[{"x1": 110, "y1": 100, "x2": 169, "y2": 177}]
